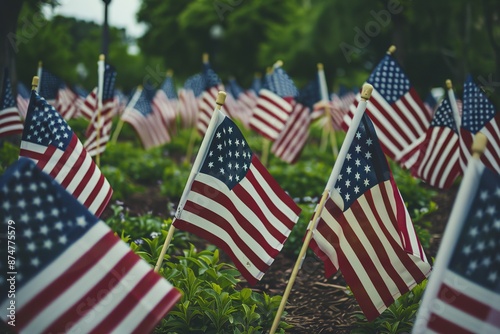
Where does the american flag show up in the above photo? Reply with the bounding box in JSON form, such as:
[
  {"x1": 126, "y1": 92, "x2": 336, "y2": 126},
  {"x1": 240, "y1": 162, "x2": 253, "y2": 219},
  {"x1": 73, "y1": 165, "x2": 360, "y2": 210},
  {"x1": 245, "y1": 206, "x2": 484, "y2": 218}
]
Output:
[
  {"x1": 83, "y1": 62, "x2": 117, "y2": 157},
  {"x1": 271, "y1": 81, "x2": 316, "y2": 163},
  {"x1": 173, "y1": 109, "x2": 301, "y2": 285},
  {"x1": 79, "y1": 87, "x2": 98, "y2": 120},
  {"x1": 0, "y1": 158, "x2": 180, "y2": 333},
  {"x1": 342, "y1": 54, "x2": 430, "y2": 164},
  {"x1": 152, "y1": 74, "x2": 178, "y2": 132},
  {"x1": 0, "y1": 68, "x2": 23, "y2": 138},
  {"x1": 310, "y1": 66, "x2": 328, "y2": 122},
  {"x1": 309, "y1": 113, "x2": 431, "y2": 321},
  {"x1": 55, "y1": 85, "x2": 80, "y2": 120},
  {"x1": 20, "y1": 90, "x2": 112, "y2": 217},
  {"x1": 122, "y1": 86, "x2": 171, "y2": 149},
  {"x1": 249, "y1": 66, "x2": 298, "y2": 141},
  {"x1": 226, "y1": 78, "x2": 256, "y2": 127},
  {"x1": 38, "y1": 68, "x2": 63, "y2": 106},
  {"x1": 16, "y1": 82, "x2": 31, "y2": 119},
  {"x1": 460, "y1": 75, "x2": 500, "y2": 174},
  {"x1": 411, "y1": 93, "x2": 461, "y2": 189},
  {"x1": 178, "y1": 73, "x2": 204, "y2": 128},
  {"x1": 413, "y1": 160, "x2": 500, "y2": 334},
  {"x1": 197, "y1": 62, "x2": 226, "y2": 135},
  {"x1": 423, "y1": 91, "x2": 439, "y2": 116}
]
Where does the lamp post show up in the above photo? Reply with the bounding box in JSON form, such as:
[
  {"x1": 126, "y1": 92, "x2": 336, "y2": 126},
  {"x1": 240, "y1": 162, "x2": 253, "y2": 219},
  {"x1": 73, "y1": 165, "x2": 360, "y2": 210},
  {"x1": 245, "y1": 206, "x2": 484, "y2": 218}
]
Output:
[{"x1": 101, "y1": 0, "x2": 112, "y2": 56}]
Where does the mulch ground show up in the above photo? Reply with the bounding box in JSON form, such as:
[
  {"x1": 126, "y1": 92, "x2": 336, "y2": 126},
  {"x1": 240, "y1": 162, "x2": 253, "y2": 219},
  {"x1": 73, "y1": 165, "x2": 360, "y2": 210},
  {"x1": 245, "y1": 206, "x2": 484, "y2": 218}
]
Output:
[{"x1": 111, "y1": 181, "x2": 460, "y2": 333}]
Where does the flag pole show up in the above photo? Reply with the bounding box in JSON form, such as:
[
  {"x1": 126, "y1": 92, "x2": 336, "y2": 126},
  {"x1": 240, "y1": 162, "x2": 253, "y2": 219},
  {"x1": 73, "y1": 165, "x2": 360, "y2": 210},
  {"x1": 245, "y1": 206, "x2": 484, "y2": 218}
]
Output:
[
  {"x1": 317, "y1": 63, "x2": 338, "y2": 158},
  {"x1": 36, "y1": 61, "x2": 42, "y2": 93},
  {"x1": 111, "y1": 85, "x2": 142, "y2": 144},
  {"x1": 413, "y1": 132, "x2": 487, "y2": 333},
  {"x1": 269, "y1": 83, "x2": 373, "y2": 334},
  {"x1": 155, "y1": 91, "x2": 227, "y2": 273},
  {"x1": 446, "y1": 79, "x2": 461, "y2": 128},
  {"x1": 95, "y1": 54, "x2": 105, "y2": 167}
]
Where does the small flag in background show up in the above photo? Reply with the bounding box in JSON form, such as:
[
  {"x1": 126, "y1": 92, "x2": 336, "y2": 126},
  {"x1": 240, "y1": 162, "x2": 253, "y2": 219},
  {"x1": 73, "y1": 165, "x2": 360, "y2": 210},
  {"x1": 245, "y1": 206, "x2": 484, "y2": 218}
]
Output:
[
  {"x1": 410, "y1": 93, "x2": 461, "y2": 189},
  {"x1": 0, "y1": 68, "x2": 23, "y2": 138},
  {"x1": 152, "y1": 72, "x2": 178, "y2": 131},
  {"x1": 17, "y1": 82, "x2": 31, "y2": 119},
  {"x1": 413, "y1": 158, "x2": 500, "y2": 334},
  {"x1": 0, "y1": 158, "x2": 180, "y2": 333},
  {"x1": 174, "y1": 108, "x2": 301, "y2": 285},
  {"x1": 309, "y1": 113, "x2": 431, "y2": 321},
  {"x1": 249, "y1": 66, "x2": 298, "y2": 141},
  {"x1": 460, "y1": 75, "x2": 500, "y2": 174},
  {"x1": 197, "y1": 62, "x2": 225, "y2": 135},
  {"x1": 122, "y1": 86, "x2": 171, "y2": 149},
  {"x1": 178, "y1": 73, "x2": 204, "y2": 128},
  {"x1": 271, "y1": 81, "x2": 316, "y2": 163},
  {"x1": 83, "y1": 62, "x2": 117, "y2": 157},
  {"x1": 343, "y1": 53, "x2": 431, "y2": 165},
  {"x1": 38, "y1": 68, "x2": 63, "y2": 105},
  {"x1": 20, "y1": 90, "x2": 112, "y2": 217},
  {"x1": 226, "y1": 77, "x2": 256, "y2": 127}
]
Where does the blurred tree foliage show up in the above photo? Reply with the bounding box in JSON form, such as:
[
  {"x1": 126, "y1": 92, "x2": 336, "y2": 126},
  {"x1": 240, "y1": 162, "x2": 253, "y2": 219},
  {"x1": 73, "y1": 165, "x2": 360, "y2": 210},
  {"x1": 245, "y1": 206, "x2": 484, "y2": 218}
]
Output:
[{"x1": 137, "y1": 0, "x2": 499, "y2": 103}]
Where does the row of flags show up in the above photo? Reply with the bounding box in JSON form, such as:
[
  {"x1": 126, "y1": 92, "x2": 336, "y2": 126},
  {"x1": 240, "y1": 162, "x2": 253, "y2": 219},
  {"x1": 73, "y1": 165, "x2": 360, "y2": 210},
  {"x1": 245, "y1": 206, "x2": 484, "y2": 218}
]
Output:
[{"x1": 0, "y1": 47, "x2": 499, "y2": 332}]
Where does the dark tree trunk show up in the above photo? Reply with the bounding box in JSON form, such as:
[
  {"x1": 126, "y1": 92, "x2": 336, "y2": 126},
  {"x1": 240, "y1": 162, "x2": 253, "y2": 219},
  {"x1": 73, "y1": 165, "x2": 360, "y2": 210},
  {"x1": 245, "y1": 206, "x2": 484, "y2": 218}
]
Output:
[{"x1": 0, "y1": 0, "x2": 24, "y2": 97}]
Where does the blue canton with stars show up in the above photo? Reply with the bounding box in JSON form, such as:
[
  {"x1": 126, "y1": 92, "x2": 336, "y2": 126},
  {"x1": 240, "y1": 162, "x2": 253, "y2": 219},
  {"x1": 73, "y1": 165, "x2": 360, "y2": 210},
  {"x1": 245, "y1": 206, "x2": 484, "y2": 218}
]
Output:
[
  {"x1": 227, "y1": 78, "x2": 244, "y2": 99},
  {"x1": 184, "y1": 73, "x2": 205, "y2": 97},
  {"x1": 202, "y1": 63, "x2": 221, "y2": 89},
  {"x1": 297, "y1": 79, "x2": 321, "y2": 110},
  {"x1": 448, "y1": 166, "x2": 500, "y2": 292},
  {"x1": 462, "y1": 75, "x2": 497, "y2": 134},
  {"x1": 250, "y1": 75, "x2": 262, "y2": 95},
  {"x1": 17, "y1": 82, "x2": 31, "y2": 99},
  {"x1": 133, "y1": 85, "x2": 156, "y2": 117},
  {"x1": 161, "y1": 76, "x2": 177, "y2": 100},
  {"x1": 1, "y1": 68, "x2": 16, "y2": 109},
  {"x1": 431, "y1": 96, "x2": 458, "y2": 132},
  {"x1": 39, "y1": 69, "x2": 64, "y2": 100},
  {"x1": 269, "y1": 67, "x2": 298, "y2": 99},
  {"x1": 22, "y1": 91, "x2": 73, "y2": 149},
  {"x1": 102, "y1": 63, "x2": 117, "y2": 101},
  {"x1": 367, "y1": 54, "x2": 411, "y2": 104},
  {"x1": 334, "y1": 114, "x2": 390, "y2": 209},
  {"x1": 0, "y1": 159, "x2": 98, "y2": 293},
  {"x1": 199, "y1": 116, "x2": 253, "y2": 190}
]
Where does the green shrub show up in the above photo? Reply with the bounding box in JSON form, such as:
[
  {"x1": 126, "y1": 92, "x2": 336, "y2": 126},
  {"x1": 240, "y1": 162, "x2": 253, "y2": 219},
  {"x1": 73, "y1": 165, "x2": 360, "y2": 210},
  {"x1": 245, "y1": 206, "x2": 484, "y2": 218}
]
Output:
[{"x1": 0, "y1": 141, "x2": 20, "y2": 174}]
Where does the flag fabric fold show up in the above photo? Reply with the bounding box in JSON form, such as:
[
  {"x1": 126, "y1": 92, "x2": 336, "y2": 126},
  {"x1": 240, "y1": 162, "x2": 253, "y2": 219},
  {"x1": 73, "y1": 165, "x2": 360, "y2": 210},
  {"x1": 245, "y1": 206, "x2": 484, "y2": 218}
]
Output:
[
  {"x1": 410, "y1": 92, "x2": 461, "y2": 189},
  {"x1": 342, "y1": 54, "x2": 431, "y2": 165},
  {"x1": 309, "y1": 113, "x2": 431, "y2": 321},
  {"x1": 459, "y1": 75, "x2": 500, "y2": 174},
  {"x1": 413, "y1": 158, "x2": 500, "y2": 334},
  {"x1": 20, "y1": 90, "x2": 112, "y2": 217},
  {"x1": 122, "y1": 86, "x2": 171, "y2": 149},
  {"x1": 0, "y1": 158, "x2": 180, "y2": 333},
  {"x1": 174, "y1": 108, "x2": 301, "y2": 285},
  {"x1": 178, "y1": 73, "x2": 204, "y2": 129},
  {"x1": 0, "y1": 68, "x2": 23, "y2": 138}
]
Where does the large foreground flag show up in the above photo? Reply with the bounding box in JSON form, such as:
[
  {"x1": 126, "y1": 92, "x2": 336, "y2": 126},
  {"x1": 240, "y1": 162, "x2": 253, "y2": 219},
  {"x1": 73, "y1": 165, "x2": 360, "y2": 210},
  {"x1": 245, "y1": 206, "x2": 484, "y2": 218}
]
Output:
[
  {"x1": 342, "y1": 52, "x2": 430, "y2": 164},
  {"x1": 249, "y1": 65, "x2": 298, "y2": 141},
  {"x1": 174, "y1": 107, "x2": 301, "y2": 285},
  {"x1": 410, "y1": 90, "x2": 461, "y2": 189},
  {"x1": 20, "y1": 90, "x2": 112, "y2": 217},
  {"x1": 309, "y1": 112, "x2": 431, "y2": 321},
  {"x1": 0, "y1": 68, "x2": 23, "y2": 138},
  {"x1": 459, "y1": 75, "x2": 500, "y2": 174},
  {"x1": 0, "y1": 158, "x2": 181, "y2": 333},
  {"x1": 122, "y1": 86, "x2": 171, "y2": 149},
  {"x1": 413, "y1": 146, "x2": 500, "y2": 334}
]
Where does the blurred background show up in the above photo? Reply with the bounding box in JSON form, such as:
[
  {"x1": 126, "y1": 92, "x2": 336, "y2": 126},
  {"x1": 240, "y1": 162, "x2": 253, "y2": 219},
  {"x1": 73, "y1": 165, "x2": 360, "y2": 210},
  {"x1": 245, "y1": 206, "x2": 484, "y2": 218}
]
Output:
[{"x1": 1, "y1": 0, "x2": 499, "y2": 102}]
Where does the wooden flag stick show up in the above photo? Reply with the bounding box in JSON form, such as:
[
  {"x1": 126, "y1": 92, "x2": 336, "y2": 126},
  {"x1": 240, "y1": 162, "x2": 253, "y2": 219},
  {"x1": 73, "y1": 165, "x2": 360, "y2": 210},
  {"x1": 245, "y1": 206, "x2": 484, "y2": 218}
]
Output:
[
  {"x1": 184, "y1": 127, "x2": 198, "y2": 164},
  {"x1": 155, "y1": 91, "x2": 227, "y2": 273},
  {"x1": 261, "y1": 138, "x2": 270, "y2": 166},
  {"x1": 446, "y1": 79, "x2": 461, "y2": 129},
  {"x1": 269, "y1": 83, "x2": 374, "y2": 334},
  {"x1": 95, "y1": 54, "x2": 105, "y2": 168}
]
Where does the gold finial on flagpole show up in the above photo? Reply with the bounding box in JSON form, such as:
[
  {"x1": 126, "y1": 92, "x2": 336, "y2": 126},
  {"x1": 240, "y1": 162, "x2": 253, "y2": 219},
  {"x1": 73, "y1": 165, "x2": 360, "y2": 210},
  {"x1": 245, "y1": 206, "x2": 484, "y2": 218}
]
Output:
[
  {"x1": 166, "y1": 69, "x2": 173, "y2": 77},
  {"x1": 202, "y1": 52, "x2": 209, "y2": 64},
  {"x1": 31, "y1": 76, "x2": 39, "y2": 90},
  {"x1": 446, "y1": 79, "x2": 452, "y2": 89},
  {"x1": 216, "y1": 91, "x2": 226, "y2": 108},
  {"x1": 387, "y1": 45, "x2": 396, "y2": 55},
  {"x1": 317, "y1": 63, "x2": 324, "y2": 70},
  {"x1": 360, "y1": 83, "x2": 374, "y2": 101},
  {"x1": 99, "y1": 54, "x2": 105, "y2": 61},
  {"x1": 273, "y1": 60, "x2": 283, "y2": 68},
  {"x1": 472, "y1": 132, "x2": 488, "y2": 159}
]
